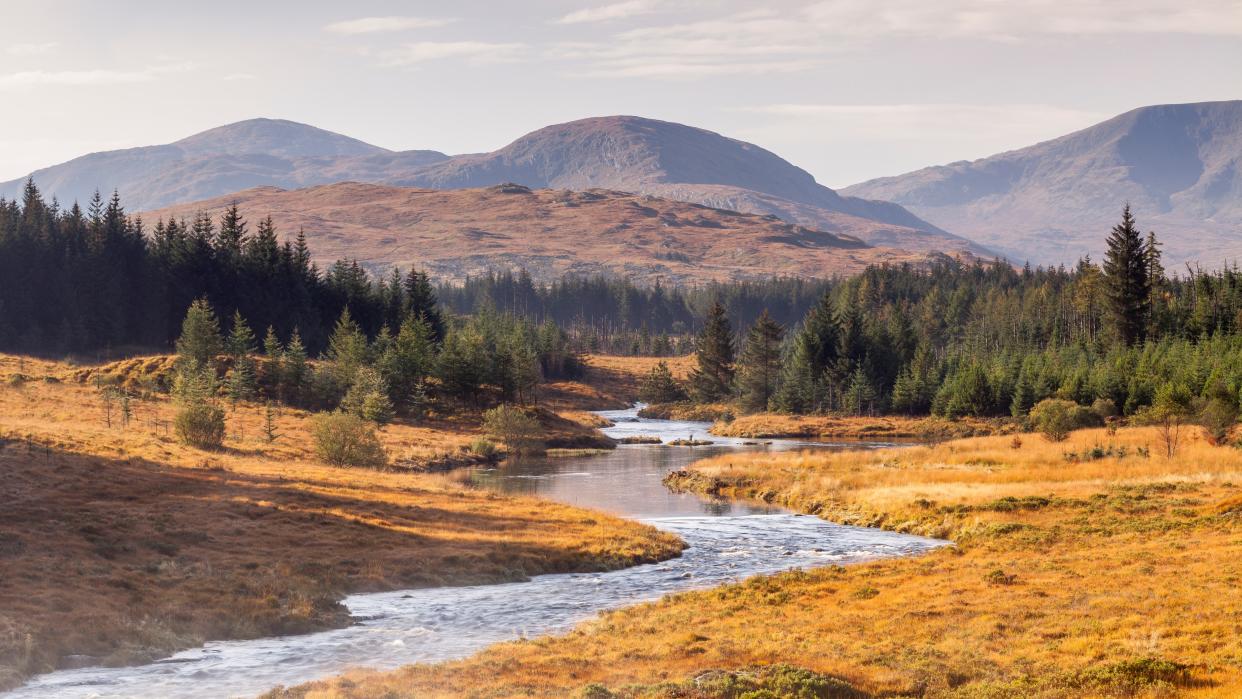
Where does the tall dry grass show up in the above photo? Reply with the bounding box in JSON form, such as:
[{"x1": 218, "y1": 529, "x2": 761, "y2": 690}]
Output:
[{"x1": 0, "y1": 354, "x2": 682, "y2": 691}]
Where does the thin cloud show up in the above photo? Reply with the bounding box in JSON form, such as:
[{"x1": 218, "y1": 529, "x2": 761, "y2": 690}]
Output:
[
  {"x1": 803, "y1": 0, "x2": 1242, "y2": 39},
  {"x1": 556, "y1": 1, "x2": 658, "y2": 25},
  {"x1": 0, "y1": 63, "x2": 194, "y2": 89},
  {"x1": 552, "y1": 1, "x2": 1242, "y2": 80},
  {"x1": 6, "y1": 42, "x2": 59, "y2": 56},
  {"x1": 324, "y1": 16, "x2": 456, "y2": 35},
  {"x1": 383, "y1": 41, "x2": 527, "y2": 66}
]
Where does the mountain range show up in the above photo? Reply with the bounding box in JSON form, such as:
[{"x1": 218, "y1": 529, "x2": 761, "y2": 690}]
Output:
[
  {"x1": 0, "y1": 116, "x2": 981, "y2": 258},
  {"x1": 7, "y1": 101, "x2": 1242, "y2": 272},
  {"x1": 143, "y1": 182, "x2": 941, "y2": 284},
  {"x1": 844, "y1": 100, "x2": 1242, "y2": 266}
]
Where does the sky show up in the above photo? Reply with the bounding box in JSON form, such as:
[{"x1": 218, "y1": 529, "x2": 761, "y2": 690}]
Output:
[{"x1": 1, "y1": 0, "x2": 1240, "y2": 188}]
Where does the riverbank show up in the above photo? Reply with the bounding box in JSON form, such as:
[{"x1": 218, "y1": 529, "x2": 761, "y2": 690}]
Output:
[
  {"x1": 709, "y1": 412, "x2": 1004, "y2": 440},
  {"x1": 0, "y1": 355, "x2": 683, "y2": 691},
  {"x1": 269, "y1": 425, "x2": 1242, "y2": 697}
]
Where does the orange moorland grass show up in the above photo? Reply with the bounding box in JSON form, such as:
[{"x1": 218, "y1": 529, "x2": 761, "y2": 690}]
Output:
[
  {"x1": 709, "y1": 412, "x2": 1003, "y2": 441},
  {"x1": 542, "y1": 354, "x2": 696, "y2": 412},
  {"x1": 270, "y1": 426, "x2": 1242, "y2": 698},
  {"x1": 0, "y1": 354, "x2": 683, "y2": 691}
]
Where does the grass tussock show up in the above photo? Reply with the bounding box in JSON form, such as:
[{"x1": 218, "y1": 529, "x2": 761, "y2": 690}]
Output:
[
  {"x1": 0, "y1": 354, "x2": 682, "y2": 691},
  {"x1": 275, "y1": 424, "x2": 1242, "y2": 698}
]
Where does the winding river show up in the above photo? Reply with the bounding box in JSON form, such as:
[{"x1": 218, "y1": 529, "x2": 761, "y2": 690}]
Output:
[{"x1": 7, "y1": 407, "x2": 944, "y2": 698}]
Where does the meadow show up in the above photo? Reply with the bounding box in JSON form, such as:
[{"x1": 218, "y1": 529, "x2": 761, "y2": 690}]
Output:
[
  {"x1": 269, "y1": 424, "x2": 1242, "y2": 698},
  {"x1": 0, "y1": 354, "x2": 682, "y2": 691}
]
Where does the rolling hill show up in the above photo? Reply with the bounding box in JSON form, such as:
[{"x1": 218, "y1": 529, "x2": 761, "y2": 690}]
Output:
[
  {"x1": 144, "y1": 182, "x2": 949, "y2": 284},
  {"x1": 1, "y1": 116, "x2": 985, "y2": 257},
  {"x1": 843, "y1": 101, "x2": 1242, "y2": 266},
  {"x1": 0, "y1": 119, "x2": 449, "y2": 211}
]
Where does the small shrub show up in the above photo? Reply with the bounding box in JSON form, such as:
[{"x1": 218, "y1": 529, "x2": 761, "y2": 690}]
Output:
[
  {"x1": 1199, "y1": 397, "x2": 1239, "y2": 446},
  {"x1": 578, "y1": 683, "x2": 614, "y2": 699},
  {"x1": 1091, "y1": 397, "x2": 1118, "y2": 421},
  {"x1": 1030, "y1": 398, "x2": 1095, "y2": 442},
  {"x1": 310, "y1": 411, "x2": 388, "y2": 468},
  {"x1": 175, "y1": 402, "x2": 226, "y2": 449},
  {"x1": 482, "y1": 404, "x2": 545, "y2": 454},
  {"x1": 469, "y1": 438, "x2": 499, "y2": 459},
  {"x1": 985, "y1": 569, "x2": 1017, "y2": 585},
  {"x1": 1009, "y1": 435, "x2": 1023, "y2": 450}
]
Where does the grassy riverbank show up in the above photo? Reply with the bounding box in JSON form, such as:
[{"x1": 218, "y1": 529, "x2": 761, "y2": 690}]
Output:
[
  {"x1": 707, "y1": 413, "x2": 1003, "y2": 441},
  {"x1": 0, "y1": 354, "x2": 683, "y2": 691},
  {"x1": 270, "y1": 425, "x2": 1242, "y2": 698}
]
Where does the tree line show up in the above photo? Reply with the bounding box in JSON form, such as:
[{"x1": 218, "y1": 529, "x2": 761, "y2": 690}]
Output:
[
  {"x1": 0, "y1": 181, "x2": 440, "y2": 356},
  {"x1": 663, "y1": 207, "x2": 1242, "y2": 422}
]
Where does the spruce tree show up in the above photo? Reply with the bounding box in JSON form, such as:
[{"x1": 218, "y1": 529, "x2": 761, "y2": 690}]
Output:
[
  {"x1": 404, "y1": 270, "x2": 445, "y2": 341},
  {"x1": 176, "y1": 298, "x2": 223, "y2": 370},
  {"x1": 283, "y1": 329, "x2": 309, "y2": 400},
  {"x1": 736, "y1": 310, "x2": 784, "y2": 413},
  {"x1": 638, "y1": 361, "x2": 687, "y2": 404},
  {"x1": 341, "y1": 367, "x2": 395, "y2": 425},
  {"x1": 226, "y1": 310, "x2": 256, "y2": 359},
  {"x1": 327, "y1": 307, "x2": 369, "y2": 385},
  {"x1": 1102, "y1": 205, "x2": 1152, "y2": 345},
  {"x1": 688, "y1": 301, "x2": 735, "y2": 403},
  {"x1": 377, "y1": 314, "x2": 435, "y2": 410}
]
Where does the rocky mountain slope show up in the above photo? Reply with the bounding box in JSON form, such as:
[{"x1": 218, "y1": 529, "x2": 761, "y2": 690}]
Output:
[
  {"x1": 843, "y1": 101, "x2": 1242, "y2": 266},
  {"x1": 144, "y1": 182, "x2": 947, "y2": 284},
  {"x1": 1, "y1": 117, "x2": 984, "y2": 257}
]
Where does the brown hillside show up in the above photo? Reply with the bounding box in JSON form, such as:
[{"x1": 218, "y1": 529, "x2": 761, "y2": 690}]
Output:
[{"x1": 146, "y1": 182, "x2": 945, "y2": 284}]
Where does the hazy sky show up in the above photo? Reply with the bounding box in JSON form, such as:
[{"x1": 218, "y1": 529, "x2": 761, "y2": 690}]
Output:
[{"x1": 1, "y1": 0, "x2": 1239, "y2": 187}]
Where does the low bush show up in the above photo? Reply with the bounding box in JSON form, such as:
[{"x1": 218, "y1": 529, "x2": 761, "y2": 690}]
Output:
[
  {"x1": 310, "y1": 411, "x2": 388, "y2": 468},
  {"x1": 469, "y1": 438, "x2": 499, "y2": 459},
  {"x1": 482, "y1": 404, "x2": 545, "y2": 455},
  {"x1": 174, "y1": 402, "x2": 226, "y2": 449},
  {"x1": 1030, "y1": 398, "x2": 1098, "y2": 442}
]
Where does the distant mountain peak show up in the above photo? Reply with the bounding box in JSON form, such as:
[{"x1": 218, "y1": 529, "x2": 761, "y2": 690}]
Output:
[
  {"x1": 174, "y1": 118, "x2": 389, "y2": 158},
  {"x1": 843, "y1": 100, "x2": 1242, "y2": 266}
]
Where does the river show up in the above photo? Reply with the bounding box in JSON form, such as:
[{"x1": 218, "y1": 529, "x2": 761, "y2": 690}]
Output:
[{"x1": 6, "y1": 407, "x2": 944, "y2": 698}]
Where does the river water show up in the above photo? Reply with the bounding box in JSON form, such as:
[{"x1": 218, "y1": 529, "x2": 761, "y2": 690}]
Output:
[{"x1": 6, "y1": 407, "x2": 944, "y2": 698}]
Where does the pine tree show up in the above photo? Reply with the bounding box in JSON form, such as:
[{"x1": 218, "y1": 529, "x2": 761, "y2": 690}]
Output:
[
  {"x1": 736, "y1": 310, "x2": 784, "y2": 413},
  {"x1": 638, "y1": 361, "x2": 687, "y2": 404},
  {"x1": 341, "y1": 367, "x2": 395, "y2": 425},
  {"x1": 842, "y1": 366, "x2": 879, "y2": 416},
  {"x1": 377, "y1": 314, "x2": 435, "y2": 410},
  {"x1": 688, "y1": 301, "x2": 735, "y2": 403},
  {"x1": 263, "y1": 326, "x2": 283, "y2": 358},
  {"x1": 226, "y1": 357, "x2": 257, "y2": 406},
  {"x1": 1102, "y1": 205, "x2": 1152, "y2": 345},
  {"x1": 327, "y1": 307, "x2": 369, "y2": 385},
  {"x1": 1145, "y1": 230, "x2": 1165, "y2": 335},
  {"x1": 176, "y1": 298, "x2": 222, "y2": 370},
  {"x1": 226, "y1": 310, "x2": 256, "y2": 359},
  {"x1": 404, "y1": 270, "x2": 445, "y2": 341},
  {"x1": 283, "y1": 329, "x2": 309, "y2": 399}
]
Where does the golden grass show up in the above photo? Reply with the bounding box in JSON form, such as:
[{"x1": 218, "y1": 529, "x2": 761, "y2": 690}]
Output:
[
  {"x1": 711, "y1": 412, "x2": 1003, "y2": 440},
  {"x1": 273, "y1": 426, "x2": 1242, "y2": 698},
  {"x1": 542, "y1": 354, "x2": 696, "y2": 413},
  {"x1": 0, "y1": 354, "x2": 682, "y2": 691}
]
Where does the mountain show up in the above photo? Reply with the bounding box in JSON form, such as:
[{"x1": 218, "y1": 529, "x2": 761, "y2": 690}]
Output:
[
  {"x1": 395, "y1": 116, "x2": 985, "y2": 255},
  {"x1": 843, "y1": 101, "x2": 1242, "y2": 266},
  {"x1": 1, "y1": 116, "x2": 984, "y2": 257},
  {"x1": 144, "y1": 182, "x2": 949, "y2": 284},
  {"x1": 0, "y1": 119, "x2": 449, "y2": 210}
]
